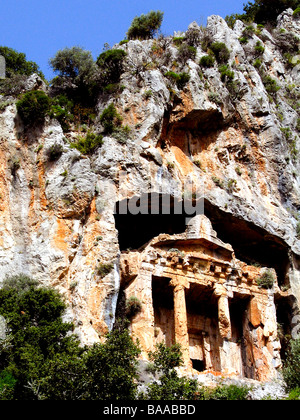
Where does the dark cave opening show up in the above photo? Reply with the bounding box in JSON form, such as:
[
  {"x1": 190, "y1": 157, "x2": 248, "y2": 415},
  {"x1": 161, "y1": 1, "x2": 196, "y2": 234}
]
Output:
[
  {"x1": 203, "y1": 199, "x2": 290, "y2": 288},
  {"x1": 114, "y1": 193, "x2": 201, "y2": 251},
  {"x1": 191, "y1": 359, "x2": 205, "y2": 372},
  {"x1": 114, "y1": 195, "x2": 290, "y2": 286}
]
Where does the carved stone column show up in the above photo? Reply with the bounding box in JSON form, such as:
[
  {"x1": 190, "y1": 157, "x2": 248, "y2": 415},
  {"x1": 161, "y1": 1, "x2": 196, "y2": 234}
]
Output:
[
  {"x1": 170, "y1": 277, "x2": 191, "y2": 367},
  {"x1": 214, "y1": 284, "x2": 231, "y2": 340}
]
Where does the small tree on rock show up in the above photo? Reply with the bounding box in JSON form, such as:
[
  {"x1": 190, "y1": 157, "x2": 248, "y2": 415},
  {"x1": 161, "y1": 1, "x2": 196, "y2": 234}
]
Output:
[{"x1": 126, "y1": 11, "x2": 164, "y2": 40}]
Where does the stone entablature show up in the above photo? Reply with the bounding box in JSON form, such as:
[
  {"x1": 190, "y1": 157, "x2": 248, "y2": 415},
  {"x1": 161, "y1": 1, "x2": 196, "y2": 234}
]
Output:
[{"x1": 120, "y1": 215, "x2": 283, "y2": 382}]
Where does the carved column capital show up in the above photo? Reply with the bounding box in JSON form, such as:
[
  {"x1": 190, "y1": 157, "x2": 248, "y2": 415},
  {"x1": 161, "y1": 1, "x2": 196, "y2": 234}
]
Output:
[{"x1": 170, "y1": 276, "x2": 189, "y2": 290}]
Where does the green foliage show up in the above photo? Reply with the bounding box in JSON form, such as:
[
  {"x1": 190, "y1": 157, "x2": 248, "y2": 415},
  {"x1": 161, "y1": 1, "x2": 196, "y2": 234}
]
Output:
[
  {"x1": 210, "y1": 42, "x2": 230, "y2": 63},
  {"x1": 199, "y1": 54, "x2": 215, "y2": 67},
  {"x1": 176, "y1": 43, "x2": 197, "y2": 63},
  {"x1": 219, "y1": 64, "x2": 235, "y2": 82},
  {"x1": 126, "y1": 10, "x2": 164, "y2": 40},
  {"x1": 226, "y1": 0, "x2": 299, "y2": 25},
  {"x1": 255, "y1": 41, "x2": 265, "y2": 55},
  {"x1": 16, "y1": 90, "x2": 51, "y2": 126},
  {"x1": 96, "y1": 262, "x2": 114, "y2": 278},
  {"x1": 0, "y1": 275, "x2": 79, "y2": 399},
  {"x1": 225, "y1": 14, "x2": 246, "y2": 28},
  {"x1": 0, "y1": 370, "x2": 17, "y2": 400},
  {"x1": 205, "y1": 384, "x2": 249, "y2": 400},
  {"x1": 286, "y1": 388, "x2": 300, "y2": 400},
  {"x1": 46, "y1": 143, "x2": 64, "y2": 161},
  {"x1": 257, "y1": 270, "x2": 275, "y2": 289},
  {"x1": 282, "y1": 339, "x2": 300, "y2": 391},
  {"x1": 49, "y1": 94, "x2": 74, "y2": 132},
  {"x1": 70, "y1": 131, "x2": 103, "y2": 155},
  {"x1": 164, "y1": 71, "x2": 191, "y2": 89},
  {"x1": 0, "y1": 46, "x2": 44, "y2": 79},
  {"x1": 262, "y1": 75, "x2": 281, "y2": 96},
  {"x1": 82, "y1": 325, "x2": 140, "y2": 400},
  {"x1": 96, "y1": 48, "x2": 127, "y2": 85},
  {"x1": 293, "y1": 6, "x2": 300, "y2": 16},
  {"x1": 49, "y1": 47, "x2": 98, "y2": 106},
  {"x1": 253, "y1": 58, "x2": 263, "y2": 68},
  {"x1": 49, "y1": 46, "x2": 95, "y2": 83},
  {"x1": 141, "y1": 343, "x2": 199, "y2": 400},
  {"x1": 0, "y1": 275, "x2": 141, "y2": 400},
  {"x1": 99, "y1": 103, "x2": 123, "y2": 133},
  {"x1": 0, "y1": 74, "x2": 28, "y2": 97},
  {"x1": 125, "y1": 297, "x2": 142, "y2": 319}
]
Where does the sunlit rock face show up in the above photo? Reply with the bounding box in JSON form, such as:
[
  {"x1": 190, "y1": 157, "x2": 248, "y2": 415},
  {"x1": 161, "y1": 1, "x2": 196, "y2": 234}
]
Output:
[{"x1": 0, "y1": 10, "x2": 299, "y2": 377}]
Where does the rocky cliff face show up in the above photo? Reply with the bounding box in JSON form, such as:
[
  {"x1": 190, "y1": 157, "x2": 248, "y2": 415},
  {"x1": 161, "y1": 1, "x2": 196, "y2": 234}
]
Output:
[{"x1": 0, "y1": 9, "x2": 300, "y2": 370}]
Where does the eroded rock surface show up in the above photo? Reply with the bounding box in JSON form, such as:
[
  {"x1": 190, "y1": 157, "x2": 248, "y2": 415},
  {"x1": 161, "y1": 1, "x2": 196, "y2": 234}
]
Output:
[{"x1": 0, "y1": 10, "x2": 300, "y2": 378}]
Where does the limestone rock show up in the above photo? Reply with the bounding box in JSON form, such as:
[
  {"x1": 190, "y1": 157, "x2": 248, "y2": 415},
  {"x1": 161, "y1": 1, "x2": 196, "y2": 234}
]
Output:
[{"x1": 0, "y1": 11, "x2": 299, "y2": 379}]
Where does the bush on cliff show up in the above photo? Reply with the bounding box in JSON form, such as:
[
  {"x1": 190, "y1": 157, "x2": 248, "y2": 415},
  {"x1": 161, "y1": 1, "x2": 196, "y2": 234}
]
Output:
[
  {"x1": 283, "y1": 338, "x2": 300, "y2": 391},
  {"x1": 126, "y1": 10, "x2": 164, "y2": 40},
  {"x1": 16, "y1": 90, "x2": 51, "y2": 126},
  {"x1": 0, "y1": 46, "x2": 44, "y2": 79},
  {"x1": 96, "y1": 48, "x2": 127, "y2": 86},
  {"x1": 139, "y1": 343, "x2": 199, "y2": 400},
  {"x1": 49, "y1": 46, "x2": 98, "y2": 105},
  {"x1": 226, "y1": 0, "x2": 300, "y2": 26}
]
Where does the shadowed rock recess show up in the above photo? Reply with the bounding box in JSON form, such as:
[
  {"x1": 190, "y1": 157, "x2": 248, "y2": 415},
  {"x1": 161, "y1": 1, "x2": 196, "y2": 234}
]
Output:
[{"x1": 1, "y1": 10, "x2": 300, "y2": 383}]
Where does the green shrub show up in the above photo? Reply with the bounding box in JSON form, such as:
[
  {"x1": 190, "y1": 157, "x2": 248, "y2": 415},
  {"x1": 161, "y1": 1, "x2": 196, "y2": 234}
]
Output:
[
  {"x1": 96, "y1": 262, "x2": 114, "y2": 278},
  {"x1": 239, "y1": 36, "x2": 249, "y2": 44},
  {"x1": 257, "y1": 269, "x2": 275, "y2": 289},
  {"x1": 200, "y1": 54, "x2": 215, "y2": 67},
  {"x1": 286, "y1": 388, "x2": 300, "y2": 400},
  {"x1": 0, "y1": 46, "x2": 44, "y2": 79},
  {"x1": 225, "y1": 13, "x2": 245, "y2": 29},
  {"x1": 262, "y1": 75, "x2": 281, "y2": 95},
  {"x1": 283, "y1": 339, "x2": 300, "y2": 391},
  {"x1": 46, "y1": 143, "x2": 64, "y2": 161},
  {"x1": 255, "y1": 41, "x2": 265, "y2": 55},
  {"x1": 219, "y1": 64, "x2": 235, "y2": 82},
  {"x1": 206, "y1": 384, "x2": 249, "y2": 400},
  {"x1": 49, "y1": 94, "x2": 74, "y2": 132},
  {"x1": 126, "y1": 10, "x2": 164, "y2": 40},
  {"x1": 210, "y1": 42, "x2": 230, "y2": 63},
  {"x1": 0, "y1": 275, "x2": 142, "y2": 400},
  {"x1": 141, "y1": 343, "x2": 199, "y2": 400},
  {"x1": 212, "y1": 176, "x2": 225, "y2": 189},
  {"x1": 293, "y1": 7, "x2": 300, "y2": 17},
  {"x1": 96, "y1": 49, "x2": 127, "y2": 85},
  {"x1": 126, "y1": 297, "x2": 142, "y2": 319},
  {"x1": 0, "y1": 370, "x2": 17, "y2": 400},
  {"x1": 16, "y1": 90, "x2": 51, "y2": 126},
  {"x1": 113, "y1": 125, "x2": 132, "y2": 144},
  {"x1": 70, "y1": 131, "x2": 103, "y2": 155},
  {"x1": 177, "y1": 43, "x2": 197, "y2": 63},
  {"x1": 226, "y1": 0, "x2": 299, "y2": 25},
  {"x1": 100, "y1": 103, "x2": 123, "y2": 133},
  {"x1": 165, "y1": 71, "x2": 190, "y2": 89},
  {"x1": 49, "y1": 47, "x2": 98, "y2": 105},
  {"x1": 49, "y1": 46, "x2": 95, "y2": 83},
  {"x1": 0, "y1": 275, "x2": 79, "y2": 399},
  {"x1": 253, "y1": 58, "x2": 262, "y2": 68}
]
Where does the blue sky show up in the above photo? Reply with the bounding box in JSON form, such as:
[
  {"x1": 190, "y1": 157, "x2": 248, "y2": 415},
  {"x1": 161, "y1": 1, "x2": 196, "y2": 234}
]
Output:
[{"x1": 0, "y1": 0, "x2": 245, "y2": 80}]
